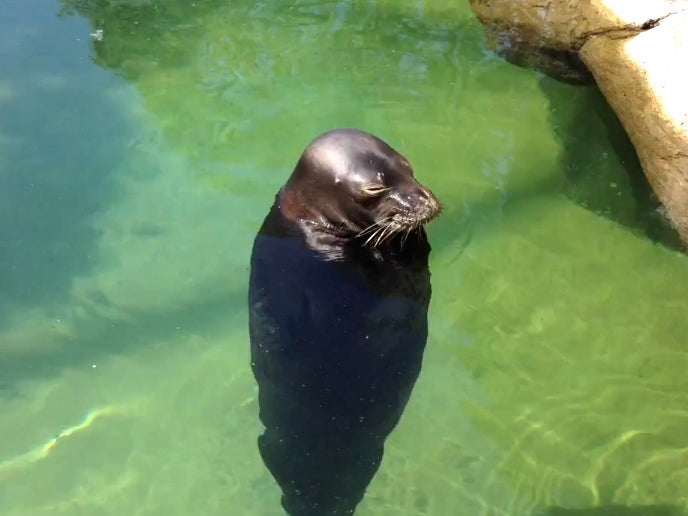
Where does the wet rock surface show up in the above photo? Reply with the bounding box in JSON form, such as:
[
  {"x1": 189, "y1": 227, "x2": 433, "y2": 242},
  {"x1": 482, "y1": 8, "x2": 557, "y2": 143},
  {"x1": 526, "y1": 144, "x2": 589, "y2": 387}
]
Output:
[{"x1": 469, "y1": 0, "x2": 688, "y2": 247}]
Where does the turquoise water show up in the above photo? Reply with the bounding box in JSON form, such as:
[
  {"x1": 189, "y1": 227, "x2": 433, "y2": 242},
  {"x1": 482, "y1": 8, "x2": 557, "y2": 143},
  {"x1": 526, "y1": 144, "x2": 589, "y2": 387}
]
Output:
[{"x1": 1, "y1": 0, "x2": 687, "y2": 515}]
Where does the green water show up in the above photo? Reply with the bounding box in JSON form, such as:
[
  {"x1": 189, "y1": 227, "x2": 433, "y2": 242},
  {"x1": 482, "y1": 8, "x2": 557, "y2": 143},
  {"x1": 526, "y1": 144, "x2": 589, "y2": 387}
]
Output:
[{"x1": 1, "y1": 0, "x2": 687, "y2": 515}]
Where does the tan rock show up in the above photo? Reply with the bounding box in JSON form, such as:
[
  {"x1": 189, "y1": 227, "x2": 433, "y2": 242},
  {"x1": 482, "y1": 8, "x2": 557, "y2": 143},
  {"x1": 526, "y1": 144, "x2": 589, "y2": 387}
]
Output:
[
  {"x1": 469, "y1": 0, "x2": 688, "y2": 246},
  {"x1": 580, "y1": 10, "x2": 688, "y2": 243},
  {"x1": 468, "y1": 0, "x2": 682, "y2": 82}
]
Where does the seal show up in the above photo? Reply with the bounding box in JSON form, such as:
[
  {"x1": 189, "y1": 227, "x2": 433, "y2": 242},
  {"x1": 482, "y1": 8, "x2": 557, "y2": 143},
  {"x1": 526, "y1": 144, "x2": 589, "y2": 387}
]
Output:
[
  {"x1": 276, "y1": 128, "x2": 441, "y2": 260},
  {"x1": 248, "y1": 128, "x2": 441, "y2": 516}
]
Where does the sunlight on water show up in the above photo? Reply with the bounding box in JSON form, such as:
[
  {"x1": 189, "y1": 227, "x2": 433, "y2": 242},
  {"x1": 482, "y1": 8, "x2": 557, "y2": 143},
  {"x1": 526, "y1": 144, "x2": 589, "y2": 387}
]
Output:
[{"x1": 1, "y1": 0, "x2": 687, "y2": 515}]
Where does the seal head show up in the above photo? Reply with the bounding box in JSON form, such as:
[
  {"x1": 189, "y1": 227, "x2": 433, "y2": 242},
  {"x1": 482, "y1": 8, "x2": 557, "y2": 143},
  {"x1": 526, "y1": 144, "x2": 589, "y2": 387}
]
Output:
[{"x1": 277, "y1": 128, "x2": 441, "y2": 259}]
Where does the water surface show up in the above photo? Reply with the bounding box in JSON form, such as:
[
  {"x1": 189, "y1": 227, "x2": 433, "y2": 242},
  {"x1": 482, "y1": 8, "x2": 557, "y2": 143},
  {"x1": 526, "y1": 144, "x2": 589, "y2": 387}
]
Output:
[{"x1": 1, "y1": 1, "x2": 687, "y2": 515}]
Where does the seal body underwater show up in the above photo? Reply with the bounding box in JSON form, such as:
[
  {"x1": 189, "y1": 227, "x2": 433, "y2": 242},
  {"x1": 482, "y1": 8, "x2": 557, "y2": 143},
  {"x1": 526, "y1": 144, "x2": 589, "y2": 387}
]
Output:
[{"x1": 248, "y1": 128, "x2": 441, "y2": 516}]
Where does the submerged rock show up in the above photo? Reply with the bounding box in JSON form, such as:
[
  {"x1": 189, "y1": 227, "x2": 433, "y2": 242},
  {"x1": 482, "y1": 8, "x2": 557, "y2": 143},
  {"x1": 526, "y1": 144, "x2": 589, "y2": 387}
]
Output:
[
  {"x1": 469, "y1": 0, "x2": 597, "y2": 84},
  {"x1": 469, "y1": 0, "x2": 688, "y2": 247}
]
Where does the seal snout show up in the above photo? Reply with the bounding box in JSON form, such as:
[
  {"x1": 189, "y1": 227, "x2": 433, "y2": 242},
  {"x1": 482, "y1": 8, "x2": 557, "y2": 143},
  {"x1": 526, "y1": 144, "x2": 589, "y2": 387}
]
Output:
[
  {"x1": 388, "y1": 183, "x2": 441, "y2": 227},
  {"x1": 416, "y1": 187, "x2": 442, "y2": 223}
]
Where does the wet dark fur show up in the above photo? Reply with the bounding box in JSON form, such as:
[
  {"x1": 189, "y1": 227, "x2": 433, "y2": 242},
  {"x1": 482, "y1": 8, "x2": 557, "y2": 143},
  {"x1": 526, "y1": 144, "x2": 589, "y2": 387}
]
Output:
[{"x1": 248, "y1": 129, "x2": 440, "y2": 515}]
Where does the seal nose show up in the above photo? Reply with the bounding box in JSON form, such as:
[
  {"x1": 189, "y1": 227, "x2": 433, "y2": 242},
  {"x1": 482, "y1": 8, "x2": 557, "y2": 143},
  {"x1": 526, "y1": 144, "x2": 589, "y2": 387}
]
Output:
[
  {"x1": 392, "y1": 182, "x2": 441, "y2": 222},
  {"x1": 421, "y1": 192, "x2": 441, "y2": 221},
  {"x1": 420, "y1": 188, "x2": 440, "y2": 214},
  {"x1": 407, "y1": 182, "x2": 440, "y2": 221}
]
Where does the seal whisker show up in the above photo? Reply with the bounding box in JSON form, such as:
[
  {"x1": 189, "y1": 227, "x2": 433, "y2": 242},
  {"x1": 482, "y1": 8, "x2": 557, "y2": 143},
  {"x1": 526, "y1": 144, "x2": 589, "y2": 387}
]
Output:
[
  {"x1": 382, "y1": 226, "x2": 398, "y2": 244},
  {"x1": 358, "y1": 215, "x2": 399, "y2": 244},
  {"x1": 374, "y1": 225, "x2": 391, "y2": 248},
  {"x1": 378, "y1": 224, "x2": 399, "y2": 247},
  {"x1": 364, "y1": 225, "x2": 388, "y2": 247},
  {"x1": 357, "y1": 217, "x2": 393, "y2": 238},
  {"x1": 362, "y1": 228, "x2": 378, "y2": 246},
  {"x1": 357, "y1": 225, "x2": 378, "y2": 237},
  {"x1": 401, "y1": 226, "x2": 413, "y2": 248},
  {"x1": 364, "y1": 229, "x2": 380, "y2": 247}
]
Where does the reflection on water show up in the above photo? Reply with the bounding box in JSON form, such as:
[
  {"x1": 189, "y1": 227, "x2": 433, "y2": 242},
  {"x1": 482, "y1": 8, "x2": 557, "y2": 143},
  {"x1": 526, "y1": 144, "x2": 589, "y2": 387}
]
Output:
[
  {"x1": 0, "y1": 0, "x2": 128, "y2": 326},
  {"x1": 1, "y1": 0, "x2": 687, "y2": 515}
]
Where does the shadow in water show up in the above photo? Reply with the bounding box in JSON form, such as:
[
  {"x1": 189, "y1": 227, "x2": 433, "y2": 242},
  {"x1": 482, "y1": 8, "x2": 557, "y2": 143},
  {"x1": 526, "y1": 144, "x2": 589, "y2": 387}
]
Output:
[
  {"x1": 540, "y1": 76, "x2": 684, "y2": 252},
  {"x1": 248, "y1": 132, "x2": 434, "y2": 515},
  {"x1": 537, "y1": 505, "x2": 686, "y2": 516},
  {"x1": 0, "y1": 288, "x2": 246, "y2": 394},
  {"x1": 0, "y1": 0, "x2": 130, "y2": 327}
]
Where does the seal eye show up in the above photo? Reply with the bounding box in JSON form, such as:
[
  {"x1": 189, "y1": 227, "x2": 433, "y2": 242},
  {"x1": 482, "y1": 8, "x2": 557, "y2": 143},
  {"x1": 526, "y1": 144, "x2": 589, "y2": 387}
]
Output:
[{"x1": 360, "y1": 183, "x2": 390, "y2": 198}]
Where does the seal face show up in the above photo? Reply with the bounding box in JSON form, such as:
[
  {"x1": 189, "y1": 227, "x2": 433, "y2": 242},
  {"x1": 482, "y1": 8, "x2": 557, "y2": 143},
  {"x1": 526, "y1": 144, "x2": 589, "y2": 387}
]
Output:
[
  {"x1": 248, "y1": 129, "x2": 440, "y2": 516},
  {"x1": 277, "y1": 128, "x2": 441, "y2": 260}
]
